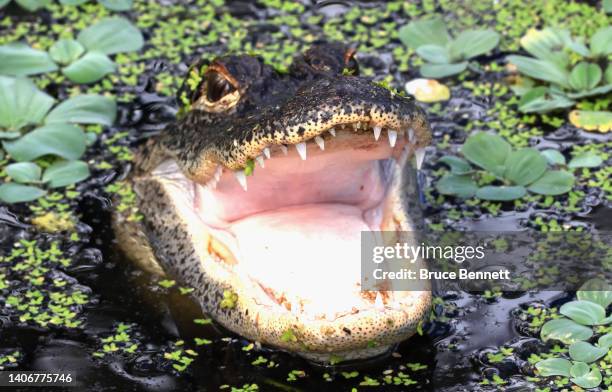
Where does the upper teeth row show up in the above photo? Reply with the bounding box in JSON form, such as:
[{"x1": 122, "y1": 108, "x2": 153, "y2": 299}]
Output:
[{"x1": 206, "y1": 124, "x2": 426, "y2": 192}]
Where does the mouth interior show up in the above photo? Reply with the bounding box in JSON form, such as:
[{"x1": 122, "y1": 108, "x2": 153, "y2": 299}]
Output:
[{"x1": 157, "y1": 123, "x2": 419, "y2": 321}]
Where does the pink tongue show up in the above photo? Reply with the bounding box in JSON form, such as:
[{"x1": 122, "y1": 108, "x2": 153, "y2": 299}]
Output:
[{"x1": 230, "y1": 204, "x2": 369, "y2": 314}]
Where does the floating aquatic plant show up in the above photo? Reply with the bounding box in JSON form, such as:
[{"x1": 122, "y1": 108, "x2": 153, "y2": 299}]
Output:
[
  {"x1": 0, "y1": 17, "x2": 143, "y2": 84},
  {"x1": 0, "y1": 0, "x2": 50, "y2": 11},
  {"x1": 0, "y1": 76, "x2": 116, "y2": 203},
  {"x1": 435, "y1": 132, "x2": 602, "y2": 201},
  {"x1": 399, "y1": 16, "x2": 500, "y2": 78},
  {"x1": 0, "y1": 0, "x2": 132, "y2": 12},
  {"x1": 535, "y1": 279, "x2": 612, "y2": 389},
  {"x1": 507, "y1": 27, "x2": 612, "y2": 131}
]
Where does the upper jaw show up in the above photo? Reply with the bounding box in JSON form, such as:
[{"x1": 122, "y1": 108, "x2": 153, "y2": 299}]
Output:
[{"x1": 202, "y1": 122, "x2": 427, "y2": 193}]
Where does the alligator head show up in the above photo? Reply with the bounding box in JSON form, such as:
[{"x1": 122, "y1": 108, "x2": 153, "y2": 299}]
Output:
[{"x1": 117, "y1": 42, "x2": 432, "y2": 363}]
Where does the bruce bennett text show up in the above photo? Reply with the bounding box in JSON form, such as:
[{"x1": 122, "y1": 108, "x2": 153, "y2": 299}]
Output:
[{"x1": 373, "y1": 268, "x2": 511, "y2": 280}]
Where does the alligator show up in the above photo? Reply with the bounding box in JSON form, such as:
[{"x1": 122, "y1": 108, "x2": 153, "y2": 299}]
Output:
[{"x1": 114, "y1": 42, "x2": 433, "y2": 363}]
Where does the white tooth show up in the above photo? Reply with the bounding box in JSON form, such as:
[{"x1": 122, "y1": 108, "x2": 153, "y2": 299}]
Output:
[
  {"x1": 329, "y1": 128, "x2": 336, "y2": 137},
  {"x1": 314, "y1": 136, "x2": 325, "y2": 151},
  {"x1": 256, "y1": 155, "x2": 265, "y2": 168},
  {"x1": 214, "y1": 167, "x2": 222, "y2": 181},
  {"x1": 291, "y1": 302, "x2": 300, "y2": 317},
  {"x1": 263, "y1": 147, "x2": 271, "y2": 159},
  {"x1": 280, "y1": 145, "x2": 288, "y2": 155},
  {"x1": 353, "y1": 123, "x2": 359, "y2": 130},
  {"x1": 373, "y1": 126, "x2": 382, "y2": 141},
  {"x1": 408, "y1": 128, "x2": 414, "y2": 142},
  {"x1": 374, "y1": 292, "x2": 384, "y2": 310},
  {"x1": 415, "y1": 148, "x2": 426, "y2": 170},
  {"x1": 388, "y1": 130, "x2": 397, "y2": 147},
  {"x1": 234, "y1": 171, "x2": 247, "y2": 191},
  {"x1": 295, "y1": 142, "x2": 307, "y2": 160}
]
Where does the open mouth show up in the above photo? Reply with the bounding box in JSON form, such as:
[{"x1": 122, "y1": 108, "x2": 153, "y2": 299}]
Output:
[{"x1": 153, "y1": 120, "x2": 427, "y2": 323}]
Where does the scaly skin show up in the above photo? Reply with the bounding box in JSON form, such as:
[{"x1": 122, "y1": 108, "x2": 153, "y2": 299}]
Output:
[{"x1": 115, "y1": 43, "x2": 433, "y2": 363}]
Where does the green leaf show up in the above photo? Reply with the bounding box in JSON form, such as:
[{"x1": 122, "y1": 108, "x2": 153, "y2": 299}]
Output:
[
  {"x1": 59, "y1": 0, "x2": 88, "y2": 4},
  {"x1": 62, "y1": 51, "x2": 116, "y2": 84},
  {"x1": 541, "y1": 149, "x2": 566, "y2": 165},
  {"x1": 449, "y1": 29, "x2": 499, "y2": 61},
  {"x1": 589, "y1": 26, "x2": 612, "y2": 56},
  {"x1": 598, "y1": 333, "x2": 612, "y2": 349},
  {"x1": 568, "y1": 342, "x2": 608, "y2": 363},
  {"x1": 568, "y1": 152, "x2": 603, "y2": 169},
  {"x1": 560, "y1": 300, "x2": 605, "y2": 325},
  {"x1": 438, "y1": 155, "x2": 473, "y2": 175},
  {"x1": 415, "y1": 45, "x2": 450, "y2": 64},
  {"x1": 604, "y1": 0, "x2": 612, "y2": 13},
  {"x1": 569, "y1": 62, "x2": 602, "y2": 91},
  {"x1": 571, "y1": 365, "x2": 602, "y2": 389},
  {"x1": 566, "y1": 84, "x2": 612, "y2": 99},
  {"x1": 0, "y1": 183, "x2": 46, "y2": 203},
  {"x1": 509, "y1": 76, "x2": 535, "y2": 96},
  {"x1": 517, "y1": 86, "x2": 575, "y2": 114},
  {"x1": 606, "y1": 64, "x2": 612, "y2": 84},
  {"x1": 570, "y1": 361, "x2": 590, "y2": 378},
  {"x1": 42, "y1": 160, "x2": 90, "y2": 188},
  {"x1": 541, "y1": 318, "x2": 593, "y2": 344},
  {"x1": 535, "y1": 358, "x2": 572, "y2": 377},
  {"x1": 461, "y1": 132, "x2": 511, "y2": 178},
  {"x1": 46, "y1": 94, "x2": 116, "y2": 126},
  {"x1": 0, "y1": 77, "x2": 55, "y2": 131},
  {"x1": 0, "y1": 43, "x2": 58, "y2": 76},
  {"x1": 14, "y1": 0, "x2": 51, "y2": 11},
  {"x1": 77, "y1": 17, "x2": 144, "y2": 55},
  {"x1": 503, "y1": 148, "x2": 547, "y2": 186},
  {"x1": 99, "y1": 0, "x2": 133, "y2": 11},
  {"x1": 566, "y1": 40, "x2": 591, "y2": 58},
  {"x1": 5, "y1": 162, "x2": 41, "y2": 183},
  {"x1": 419, "y1": 62, "x2": 468, "y2": 78},
  {"x1": 577, "y1": 279, "x2": 612, "y2": 309},
  {"x1": 568, "y1": 110, "x2": 612, "y2": 132},
  {"x1": 2, "y1": 123, "x2": 86, "y2": 161},
  {"x1": 527, "y1": 170, "x2": 574, "y2": 195},
  {"x1": 435, "y1": 174, "x2": 477, "y2": 198},
  {"x1": 475, "y1": 186, "x2": 526, "y2": 201},
  {"x1": 0, "y1": 131, "x2": 21, "y2": 140},
  {"x1": 48, "y1": 39, "x2": 85, "y2": 65},
  {"x1": 598, "y1": 315, "x2": 612, "y2": 325},
  {"x1": 507, "y1": 55, "x2": 569, "y2": 88},
  {"x1": 398, "y1": 17, "x2": 450, "y2": 49},
  {"x1": 0, "y1": 0, "x2": 11, "y2": 7},
  {"x1": 520, "y1": 28, "x2": 572, "y2": 65}
]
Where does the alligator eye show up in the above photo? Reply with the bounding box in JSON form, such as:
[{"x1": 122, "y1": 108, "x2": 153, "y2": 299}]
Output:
[
  {"x1": 206, "y1": 72, "x2": 237, "y2": 102},
  {"x1": 195, "y1": 65, "x2": 242, "y2": 113},
  {"x1": 343, "y1": 48, "x2": 359, "y2": 75}
]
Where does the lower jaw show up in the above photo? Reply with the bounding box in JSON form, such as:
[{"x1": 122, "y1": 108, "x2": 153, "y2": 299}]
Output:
[{"x1": 195, "y1": 170, "x2": 432, "y2": 361}]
